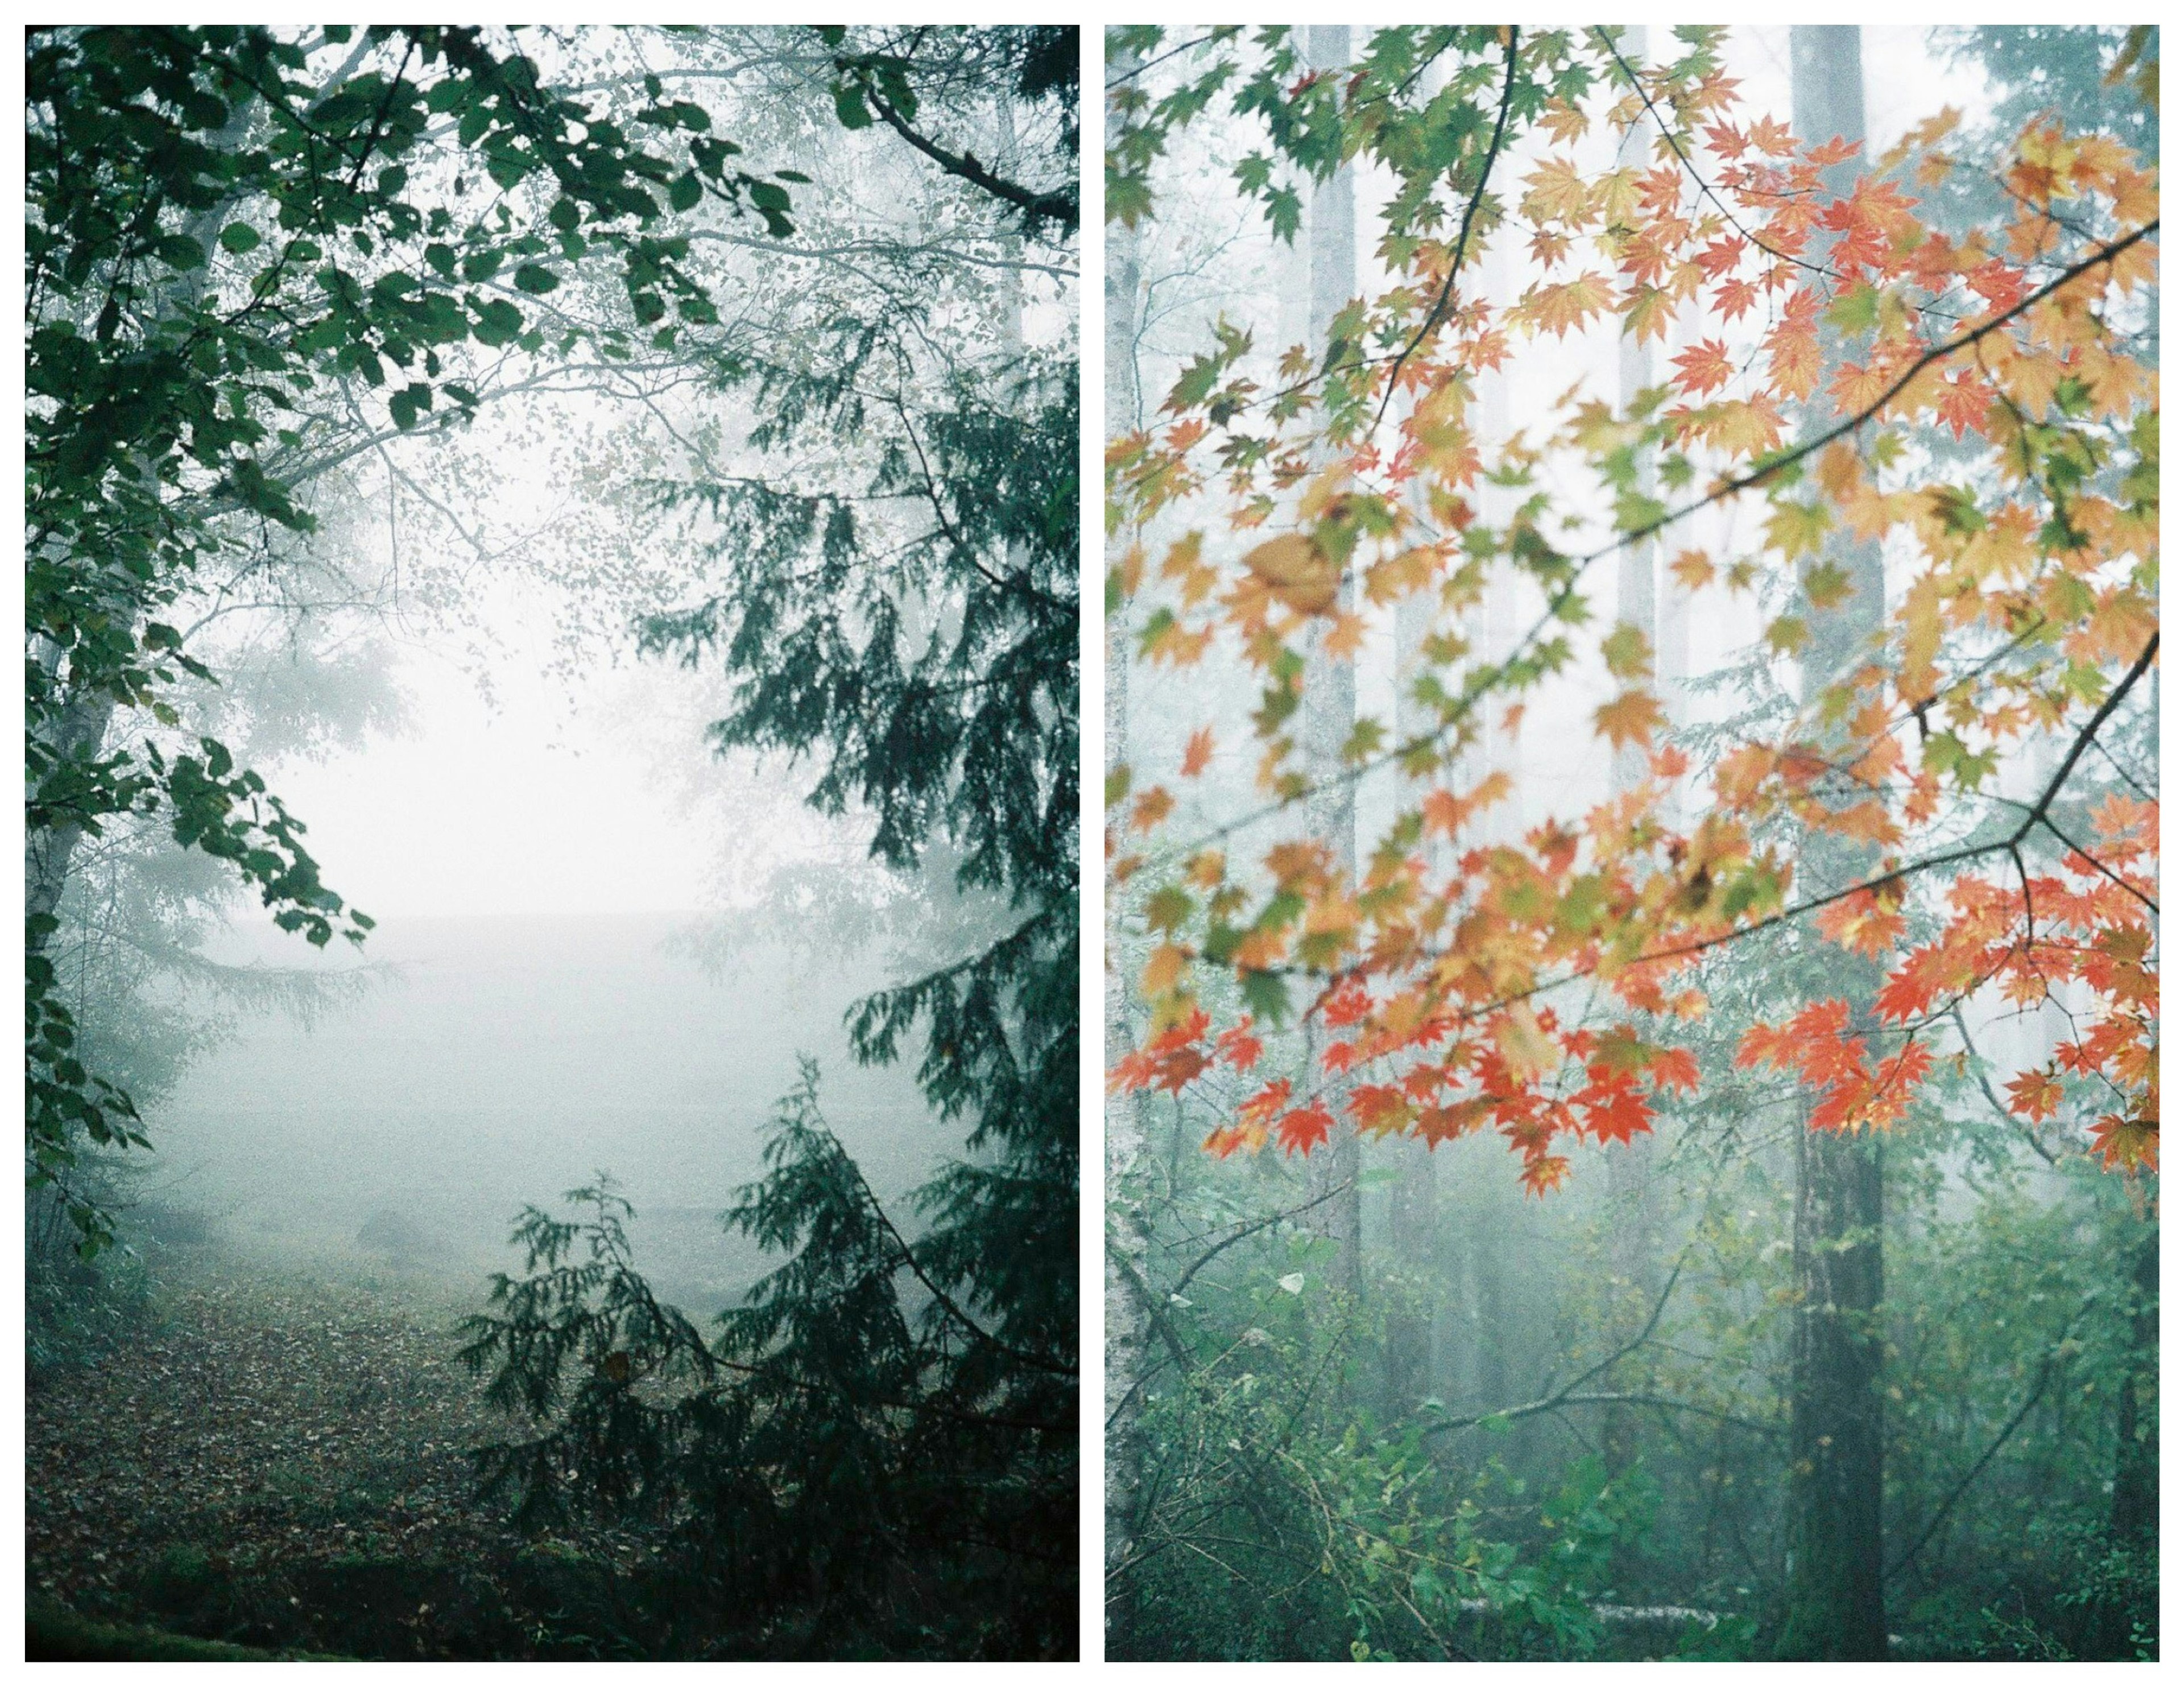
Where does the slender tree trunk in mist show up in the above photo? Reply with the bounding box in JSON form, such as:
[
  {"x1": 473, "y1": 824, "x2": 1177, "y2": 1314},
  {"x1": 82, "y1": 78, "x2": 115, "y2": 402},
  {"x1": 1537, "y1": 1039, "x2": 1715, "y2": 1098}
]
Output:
[
  {"x1": 1301, "y1": 23, "x2": 1363, "y2": 1315},
  {"x1": 1379, "y1": 48, "x2": 1457, "y2": 1429},
  {"x1": 1601, "y1": 24, "x2": 1662, "y2": 1501},
  {"x1": 25, "y1": 90, "x2": 272, "y2": 959},
  {"x1": 1782, "y1": 26, "x2": 1889, "y2": 1662},
  {"x1": 2107, "y1": 1225, "x2": 2158, "y2": 1540},
  {"x1": 1104, "y1": 44, "x2": 1152, "y2": 1587},
  {"x1": 1446, "y1": 230, "x2": 1518, "y2": 1421},
  {"x1": 1383, "y1": 585, "x2": 1437, "y2": 1419}
]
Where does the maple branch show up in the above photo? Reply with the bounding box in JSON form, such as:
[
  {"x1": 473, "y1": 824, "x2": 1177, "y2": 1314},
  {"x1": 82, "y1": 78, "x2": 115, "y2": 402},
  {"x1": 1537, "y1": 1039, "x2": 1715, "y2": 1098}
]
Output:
[
  {"x1": 1612, "y1": 216, "x2": 2158, "y2": 557},
  {"x1": 1949, "y1": 1004, "x2": 2057, "y2": 1166},
  {"x1": 2089, "y1": 734, "x2": 2156, "y2": 803},
  {"x1": 1368, "y1": 26, "x2": 1520, "y2": 439},
  {"x1": 1180, "y1": 615, "x2": 2149, "y2": 1151},
  {"x1": 2034, "y1": 813, "x2": 2157, "y2": 914},
  {"x1": 1503, "y1": 628, "x2": 2160, "y2": 985},
  {"x1": 1104, "y1": 28, "x2": 1235, "y2": 90},
  {"x1": 1130, "y1": 224, "x2": 2156, "y2": 880},
  {"x1": 1593, "y1": 28, "x2": 1832, "y2": 288},
  {"x1": 1589, "y1": 23, "x2": 1969, "y2": 333},
  {"x1": 2014, "y1": 631, "x2": 2159, "y2": 855}
]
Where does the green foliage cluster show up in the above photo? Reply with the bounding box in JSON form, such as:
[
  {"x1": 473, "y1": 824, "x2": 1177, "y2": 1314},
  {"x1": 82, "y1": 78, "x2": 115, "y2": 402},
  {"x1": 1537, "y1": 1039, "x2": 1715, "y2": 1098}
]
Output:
[
  {"x1": 1107, "y1": 1201, "x2": 1726, "y2": 1662},
  {"x1": 24, "y1": 23, "x2": 803, "y2": 1245},
  {"x1": 450, "y1": 26, "x2": 1081, "y2": 1657}
]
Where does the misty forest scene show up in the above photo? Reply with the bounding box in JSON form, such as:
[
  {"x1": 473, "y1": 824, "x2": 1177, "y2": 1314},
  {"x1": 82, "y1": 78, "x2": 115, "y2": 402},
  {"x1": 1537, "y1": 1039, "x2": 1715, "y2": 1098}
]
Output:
[
  {"x1": 1105, "y1": 25, "x2": 2156, "y2": 1663},
  {"x1": 26, "y1": 24, "x2": 1077, "y2": 1660}
]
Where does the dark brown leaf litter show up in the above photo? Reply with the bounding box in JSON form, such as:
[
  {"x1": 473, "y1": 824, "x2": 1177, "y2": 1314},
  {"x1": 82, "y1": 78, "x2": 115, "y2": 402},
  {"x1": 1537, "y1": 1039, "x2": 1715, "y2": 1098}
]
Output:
[{"x1": 26, "y1": 1252, "x2": 660, "y2": 1659}]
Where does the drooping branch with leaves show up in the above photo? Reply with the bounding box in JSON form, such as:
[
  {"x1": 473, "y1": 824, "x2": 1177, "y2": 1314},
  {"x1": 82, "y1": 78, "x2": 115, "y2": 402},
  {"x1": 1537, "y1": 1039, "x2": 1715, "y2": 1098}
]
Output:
[{"x1": 1107, "y1": 23, "x2": 2157, "y2": 1189}]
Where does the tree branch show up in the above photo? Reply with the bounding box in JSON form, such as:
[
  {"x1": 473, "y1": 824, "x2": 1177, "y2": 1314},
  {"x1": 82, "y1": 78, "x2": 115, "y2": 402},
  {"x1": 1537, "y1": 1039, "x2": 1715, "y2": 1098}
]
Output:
[
  {"x1": 859, "y1": 77, "x2": 1076, "y2": 233},
  {"x1": 1418, "y1": 1253, "x2": 1687, "y2": 1437},
  {"x1": 1368, "y1": 27, "x2": 1520, "y2": 437}
]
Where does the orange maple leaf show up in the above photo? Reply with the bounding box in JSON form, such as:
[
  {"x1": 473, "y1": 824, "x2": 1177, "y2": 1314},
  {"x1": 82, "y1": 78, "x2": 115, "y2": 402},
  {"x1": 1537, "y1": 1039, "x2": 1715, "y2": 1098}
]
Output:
[{"x1": 1672, "y1": 337, "x2": 1736, "y2": 397}]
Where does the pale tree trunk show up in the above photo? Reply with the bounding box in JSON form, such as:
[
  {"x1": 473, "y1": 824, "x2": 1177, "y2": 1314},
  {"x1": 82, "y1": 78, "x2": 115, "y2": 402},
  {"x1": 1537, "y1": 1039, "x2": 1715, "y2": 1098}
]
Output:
[
  {"x1": 1781, "y1": 25, "x2": 1889, "y2": 1661},
  {"x1": 1301, "y1": 22, "x2": 1363, "y2": 1313},
  {"x1": 25, "y1": 85, "x2": 282, "y2": 956},
  {"x1": 1383, "y1": 552, "x2": 1437, "y2": 1417},
  {"x1": 1102, "y1": 40, "x2": 1153, "y2": 1594},
  {"x1": 1379, "y1": 45, "x2": 1456, "y2": 1426},
  {"x1": 1601, "y1": 24, "x2": 1664, "y2": 1498},
  {"x1": 1447, "y1": 229, "x2": 1519, "y2": 1417}
]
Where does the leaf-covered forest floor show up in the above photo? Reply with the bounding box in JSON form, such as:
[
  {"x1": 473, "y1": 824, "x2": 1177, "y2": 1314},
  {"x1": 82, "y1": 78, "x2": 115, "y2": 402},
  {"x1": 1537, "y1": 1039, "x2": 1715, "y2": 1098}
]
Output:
[{"x1": 26, "y1": 1248, "x2": 663, "y2": 1660}]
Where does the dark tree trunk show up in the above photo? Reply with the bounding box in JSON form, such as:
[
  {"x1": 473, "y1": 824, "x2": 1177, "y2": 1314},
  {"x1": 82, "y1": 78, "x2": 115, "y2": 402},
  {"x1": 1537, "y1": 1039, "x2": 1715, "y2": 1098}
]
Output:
[
  {"x1": 1783, "y1": 1124, "x2": 1887, "y2": 1659},
  {"x1": 2108, "y1": 1224, "x2": 2159, "y2": 1543},
  {"x1": 1780, "y1": 26, "x2": 1890, "y2": 1661}
]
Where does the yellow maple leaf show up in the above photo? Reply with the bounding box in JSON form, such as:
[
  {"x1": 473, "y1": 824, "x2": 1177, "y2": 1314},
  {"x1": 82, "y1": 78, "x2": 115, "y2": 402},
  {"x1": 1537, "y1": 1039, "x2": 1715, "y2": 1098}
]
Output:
[
  {"x1": 1524, "y1": 273, "x2": 1616, "y2": 338},
  {"x1": 1623, "y1": 284, "x2": 1675, "y2": 345},
  {"x1": 1596, "y1": 689, "x2": 1668, "y2": 751},
  {"x1": 1496, "y1": 1005, "x2": 1562, "y2": 1083},
  {"x1": 1142, "y1": 942, "x2": 1188, "y2": 997},
  {"x1": 1323, "y1": 610, "x2": 1368, "y2": 659},
  {"x1": 1240, "y1": 532, "x2": 1341, "y2": 615},
  {"x1": 1520, "y1": 155, "x2": 1594, "y2": 227}
]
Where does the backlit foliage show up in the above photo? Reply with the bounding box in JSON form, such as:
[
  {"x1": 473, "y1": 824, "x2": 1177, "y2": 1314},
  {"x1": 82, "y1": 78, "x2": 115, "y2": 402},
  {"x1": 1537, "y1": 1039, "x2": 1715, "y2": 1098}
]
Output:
[{"x1": 1107, "y1": 26, "x2": 2157, "y2": 1190}]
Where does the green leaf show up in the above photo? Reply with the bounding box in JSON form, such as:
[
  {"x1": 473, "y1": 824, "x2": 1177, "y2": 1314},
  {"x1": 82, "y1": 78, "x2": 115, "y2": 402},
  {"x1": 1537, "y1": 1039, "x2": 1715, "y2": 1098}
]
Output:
[
  {"x1": 1825, "y1": 283, "x2": 1879, "y2": 335},
  {"x1": 154, "y1": 234, "x2": 206, "y2": 271},
  {"x1": 1145, "y1": 886, "x2": 1194, "y2": 934},
  {"x1": 1240, "y1": 968, "x2": 1290, "y2": 1027},
  {"x1": 218, "y1": 222, "x2": 261, "y2": 255},
  {"x1": 512, "y1": 263, "x2": 560, "y2": 294},
  {"x1": 833, "y1": 83, "x2": 872, "y2": 129}
]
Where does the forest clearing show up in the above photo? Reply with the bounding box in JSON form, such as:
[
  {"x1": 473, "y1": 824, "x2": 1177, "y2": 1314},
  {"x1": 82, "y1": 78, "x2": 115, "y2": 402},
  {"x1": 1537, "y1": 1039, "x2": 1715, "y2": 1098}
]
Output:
[
  {"x1": 26, "y1": 23, "x2": 1078, "y2": 1660},
  {"x1": 29, "y1": 1254, "x2": 527, "y2": 1660}
]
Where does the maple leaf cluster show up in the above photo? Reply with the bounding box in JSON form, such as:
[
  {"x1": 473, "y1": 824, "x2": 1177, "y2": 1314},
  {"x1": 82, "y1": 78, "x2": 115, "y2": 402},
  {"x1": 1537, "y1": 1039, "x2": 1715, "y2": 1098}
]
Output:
[{"x1": 1108, "y1": 29, "x2": 2158, "y2": 1188}]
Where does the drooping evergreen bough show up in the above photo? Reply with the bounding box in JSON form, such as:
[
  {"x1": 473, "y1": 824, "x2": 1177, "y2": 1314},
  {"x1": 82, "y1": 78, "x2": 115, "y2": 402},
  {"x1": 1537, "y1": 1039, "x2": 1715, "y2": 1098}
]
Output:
[{"x1": 456, "y1": 27, "x2": 1080, "y2": 1659}]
